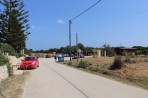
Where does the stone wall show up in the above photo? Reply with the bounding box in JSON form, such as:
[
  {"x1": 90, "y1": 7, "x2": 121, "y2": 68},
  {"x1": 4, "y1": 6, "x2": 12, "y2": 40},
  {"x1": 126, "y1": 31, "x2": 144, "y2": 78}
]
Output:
[
  {"x1": 0, "y1": 65, "x2": 8, "y2": 82},
  {"x1": 0, "y1": 56, "x2": 24, "y2": 82}
]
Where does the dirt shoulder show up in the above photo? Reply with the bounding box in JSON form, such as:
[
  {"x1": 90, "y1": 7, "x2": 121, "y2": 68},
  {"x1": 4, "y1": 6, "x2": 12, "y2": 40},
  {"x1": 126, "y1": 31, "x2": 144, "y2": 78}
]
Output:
[{"x1": 0, "y1": 72, "x2": 30, "y2": 98}]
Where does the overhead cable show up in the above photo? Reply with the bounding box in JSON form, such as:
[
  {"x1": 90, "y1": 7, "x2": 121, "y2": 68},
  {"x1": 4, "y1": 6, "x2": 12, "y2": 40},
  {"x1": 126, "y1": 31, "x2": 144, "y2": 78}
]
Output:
[{"x1": 71, "y1": 0, "x2": 102, "y2": 21}]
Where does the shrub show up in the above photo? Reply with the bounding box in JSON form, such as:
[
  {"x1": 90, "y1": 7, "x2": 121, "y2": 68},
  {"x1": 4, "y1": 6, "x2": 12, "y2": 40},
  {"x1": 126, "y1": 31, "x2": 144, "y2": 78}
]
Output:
[
  {"x1": 7, "y1": 62, "x2": 13, "y2": 76},
  {"x1": 0, "y1": 43, "x2": 19, "y2": 57},
  {"x1": 95, "y1": 64, "x2": 102, "y2": 67},
  {"x1": 88, "y1": 66, "x2": 99, "y2": 72},
  {"x1": 77, "y1": 60, "x2": 88, "y2": 69},
  {"x1": 124, "y1": 55, "x2": 131, "y2": 63},
  {"x1": 67, "y1": 62, "x2": 72, "y2": 66},
  {"x1": 144, "y1": 59, "x2": 148, "y2": 62},
  {"x1": 110, "y1": 56, "x2": 124, "y2": 70},
  {"x1": 0, "y1": 52, "x2": 13, "y2": 76},
  {"x1": 130, "y1": 59, "x2": 137, "y2": 63},
  {"x1": 0, "y1": 52, "x2": 8, "y2": 66}
]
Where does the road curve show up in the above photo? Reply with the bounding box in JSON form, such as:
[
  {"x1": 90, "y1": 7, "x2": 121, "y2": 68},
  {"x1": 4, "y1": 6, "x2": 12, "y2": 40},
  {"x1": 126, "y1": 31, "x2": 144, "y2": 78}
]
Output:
[{"x1": 23, "y1": 58, "x2": 148, "y2": 98}]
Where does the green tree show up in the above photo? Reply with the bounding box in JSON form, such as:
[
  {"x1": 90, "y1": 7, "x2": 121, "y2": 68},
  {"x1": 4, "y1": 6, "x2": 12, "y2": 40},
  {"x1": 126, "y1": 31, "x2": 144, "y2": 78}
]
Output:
[
  {"x1": 83, "y1": 47, "x2": 94, "y2": 56},
  {"x1": 0, "y1": 43, "x2": 19, "y2": 57},
  {"x1": 65, "y1": 45, "x2": 70, "y2": 54},
  {"x1": 143, "y1": 49, "x2": 148, "y2": 56},
  {"x1": 78, "y1": 43, "x2": 85, "y2": 51},
  {"x1": 71, "y1": 45, "x2": 77, "y2": 54},
  {"x1": 0, "y1": 0, "x2": 8, "y2": 43},
  {"x1": 132, "y1": 46, "x2": 147, "y2": 55},
  {"x1": 103, "y1": 44, "x2": 115, "y2": 56},
  {"x1": 0, "y1": 0, "x2": 30, "y2": 53},
  {"x1": 59, "y1": 47, "x2": 66, "y2": 53}
]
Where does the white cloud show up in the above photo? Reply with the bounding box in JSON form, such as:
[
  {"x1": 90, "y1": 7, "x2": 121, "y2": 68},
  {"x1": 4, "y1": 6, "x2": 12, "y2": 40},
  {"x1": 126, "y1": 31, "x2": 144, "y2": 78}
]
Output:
[
  {"x1": 31, "y1": 25, "x2": 49, "y2": 29},
  {"x1": 57, "y1": 19, "x2": 65, "y2": 24}
]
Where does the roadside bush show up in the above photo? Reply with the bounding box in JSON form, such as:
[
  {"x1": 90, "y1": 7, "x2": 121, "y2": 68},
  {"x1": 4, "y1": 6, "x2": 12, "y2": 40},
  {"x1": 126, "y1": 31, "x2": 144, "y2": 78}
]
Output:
[
  {"x1": 7, "y1": 62, "x2": 13, "y2": 76},
  {"x1": 95, "y1": 64, "x2": 102, "y2": 67},
  {"x1": 0, "y1": 52, "x2": 13, "y2": 76},
  {"x1": 0, "y1": 52, "x2": 8, "y2": 66},
  {"x1": 124, "y1": 56, "x2": 138, "y2": 64},
  {"x1": 144, "y1": 59, "x2": 148, "y2": 62},
  {"x1": 88, "y1": 66, "x2": 99, "y2": 72},
  {"x1": 110, "y1": 56, "x2": 124, "y2": 70},
  {"x1": 130, "y1": 59, "x2": 137, "y2": 63},
  {"x1": 77, "y1": 60, "x2": 88, "y2": 69},
  {"x1": 0, "y1": 43, "x2": 19, "y2": 57},
  {"x1": 124, "y1": 55, "x2": 131, "y2": 63},
  {"x1": 67, "y1": 62, "x2": 72, "y2": 66}
]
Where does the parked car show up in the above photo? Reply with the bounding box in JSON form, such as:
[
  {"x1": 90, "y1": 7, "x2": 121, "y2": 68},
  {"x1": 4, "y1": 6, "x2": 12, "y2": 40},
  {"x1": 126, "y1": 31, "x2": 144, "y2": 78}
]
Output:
[
  {"x1": 72, "y1": 55, "x2": 79, "y2": 59},
  {"x1": 45, "y1": 54, "x2": 51, "y2": 58},
  {"x1": 72, "y1": 53, "x2": 84, "y2": 59},
  {"x1": 79, "y1": 53, "x2": 84, "y2": 58},
  {"x1": 63, "y1": 54, "x2": 69, "y2": 57},
  {"x1": 20, "y1": 56, "x2": 39, "y2": 69}
]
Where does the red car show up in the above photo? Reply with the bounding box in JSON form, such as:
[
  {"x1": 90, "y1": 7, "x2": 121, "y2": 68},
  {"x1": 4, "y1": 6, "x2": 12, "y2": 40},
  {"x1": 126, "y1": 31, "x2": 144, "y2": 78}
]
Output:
[
  {"x1": 45, "y1": 54, "x2": 51, "y2": 58},
  {"x1": 20, "y1": 56, "x2": 39, "y2": 69}
]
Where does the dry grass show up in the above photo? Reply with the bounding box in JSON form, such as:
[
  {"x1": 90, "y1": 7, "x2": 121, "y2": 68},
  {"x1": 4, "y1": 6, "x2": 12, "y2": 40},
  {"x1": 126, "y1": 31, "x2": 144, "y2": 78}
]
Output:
[
  {"x1": 64, "y1": 56, "x2": 148, "y2": 89},
  {"x1": 0, "y1": 72, "x2": 30, "y2": 98},
  {"x1": 69, "y1": 57, "x2": 114, "y2": 68}
]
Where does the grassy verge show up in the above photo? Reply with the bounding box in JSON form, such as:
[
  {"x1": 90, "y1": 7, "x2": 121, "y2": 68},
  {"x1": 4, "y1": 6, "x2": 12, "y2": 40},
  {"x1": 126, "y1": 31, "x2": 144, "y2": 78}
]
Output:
[
  {"x1": 0, "y1": 72, "x2": 30, "y2": 98},
  {"x1": 61, "y1": 57, "x2": 148, "y2": 90}
]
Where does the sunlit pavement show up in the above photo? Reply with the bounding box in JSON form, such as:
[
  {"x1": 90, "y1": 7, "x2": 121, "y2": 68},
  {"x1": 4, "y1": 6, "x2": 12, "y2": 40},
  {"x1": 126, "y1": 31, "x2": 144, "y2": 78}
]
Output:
[{"x1": 23, "y1": 58, "x2": 148, "y2": 98}]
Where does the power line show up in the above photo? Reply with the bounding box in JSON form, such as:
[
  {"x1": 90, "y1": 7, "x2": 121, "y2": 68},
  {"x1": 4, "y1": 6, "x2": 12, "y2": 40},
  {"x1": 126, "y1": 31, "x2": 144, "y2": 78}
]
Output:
[
  {"x1": 71, "y1": 0, "x2": 102, "y2": 21},
  {"x1": 69, "y1": 0, "x2": 102, "y2": 62}
]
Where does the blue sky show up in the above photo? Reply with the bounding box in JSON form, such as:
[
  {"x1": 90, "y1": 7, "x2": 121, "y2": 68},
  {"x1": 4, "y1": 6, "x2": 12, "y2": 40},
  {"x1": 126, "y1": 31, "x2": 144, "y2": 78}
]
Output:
[{"x1": 15, "y1": 0, "x2": 148, "y2": 50}]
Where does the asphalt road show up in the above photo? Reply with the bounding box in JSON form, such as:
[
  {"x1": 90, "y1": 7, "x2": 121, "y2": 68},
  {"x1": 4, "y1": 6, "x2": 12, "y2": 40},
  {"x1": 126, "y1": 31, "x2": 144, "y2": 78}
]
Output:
[{"x1": 23, "y1": 58, "x2": 148, "y2": 98}]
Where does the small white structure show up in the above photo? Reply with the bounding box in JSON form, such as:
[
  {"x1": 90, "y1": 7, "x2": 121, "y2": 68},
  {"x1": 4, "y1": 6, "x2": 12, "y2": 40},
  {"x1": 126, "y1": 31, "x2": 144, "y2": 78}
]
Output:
[
  {"x1": 93, "y1": 49, "x2": 101, "y2": 58},
  {"x1": 104, "y1": 51, "x2": 106, "y2": 57},
  {"x1": 93, "y1": 49, "x2": 107, "y2": 58}
]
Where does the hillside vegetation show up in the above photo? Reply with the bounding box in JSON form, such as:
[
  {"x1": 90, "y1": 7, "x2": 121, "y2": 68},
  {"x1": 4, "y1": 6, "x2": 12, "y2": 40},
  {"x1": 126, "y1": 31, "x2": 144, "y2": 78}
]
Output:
[{"x1": 0, "y1": 43, "x2": 19, "y2": 57}]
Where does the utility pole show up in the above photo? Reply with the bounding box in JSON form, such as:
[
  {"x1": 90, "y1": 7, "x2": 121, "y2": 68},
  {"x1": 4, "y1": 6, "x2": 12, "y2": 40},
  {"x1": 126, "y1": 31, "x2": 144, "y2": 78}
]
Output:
[
  {"x1": 76, "y1": 33, "x2": 78, "y2": 62},
  {"x1": 68, "y1": 0, "x2": 101, "y2": 62},
  {"x1": 69, "y1": 20, "x2": 72, "y2": 62}
]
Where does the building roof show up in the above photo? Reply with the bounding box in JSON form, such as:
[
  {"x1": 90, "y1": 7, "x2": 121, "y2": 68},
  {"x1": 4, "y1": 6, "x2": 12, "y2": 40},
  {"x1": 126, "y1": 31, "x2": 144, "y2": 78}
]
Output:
[{"x1": 120, "y1": 48, "x2": 137, "y2": 50}]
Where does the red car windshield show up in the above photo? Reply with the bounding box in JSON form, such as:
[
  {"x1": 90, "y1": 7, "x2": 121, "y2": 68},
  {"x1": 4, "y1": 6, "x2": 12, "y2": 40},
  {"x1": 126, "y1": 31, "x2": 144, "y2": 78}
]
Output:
[{"x1": 25, "y1": 57, "x2": 36, "y2": 60}]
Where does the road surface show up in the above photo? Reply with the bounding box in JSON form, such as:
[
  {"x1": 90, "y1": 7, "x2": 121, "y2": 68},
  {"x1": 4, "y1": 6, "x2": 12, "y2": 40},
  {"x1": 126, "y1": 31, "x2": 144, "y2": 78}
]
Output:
[{"x1": 23, "y1": 58, "x2": 148, "y2": 98}]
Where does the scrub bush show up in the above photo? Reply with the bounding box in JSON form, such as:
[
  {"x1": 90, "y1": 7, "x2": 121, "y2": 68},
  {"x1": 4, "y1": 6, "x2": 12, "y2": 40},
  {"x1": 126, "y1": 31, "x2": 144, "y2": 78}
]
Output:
[
  {"x1": 0, "y1": 43, "x2": 19, "y2": 57},
  {"x1": 77, "y1": 60, "x2": 88, "y2": 69},
  {"x1": 110, "y1": 56, "x2": 124, "y2": 70},
  {"x1": 0, "y1": 52, "x2": 8, "y2": 66}
]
